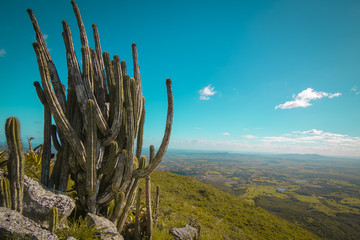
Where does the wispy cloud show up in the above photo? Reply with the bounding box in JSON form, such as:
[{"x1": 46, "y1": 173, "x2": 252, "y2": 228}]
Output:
[
  {"x1": 0, "y1": 49, "x2": 6, "y2": 57},
  {"x1": 170, "y1": 129, "x2": 360, "y2": 157},
  {"x1": 43, "y1": 34, "x2": 48, "y2": 41},
  {"x1": 199, "y1": 84, "x2": 216, "y2": 100},
  {"x1": 275, "y1": 88, "x2": 341, "y2": 109},
  {"x1": 223, "y1": 132, "x2": 230, "y2": 136},
  {"x1": 351, "y1": 85, "x2": 360, "y2": 95}
]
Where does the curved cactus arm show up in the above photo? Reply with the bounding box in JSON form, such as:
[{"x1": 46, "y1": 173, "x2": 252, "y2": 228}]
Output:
[
  {"x1": 71, "y1": 0, "x2": 88, "y2": 47},
  {"x1": 27, "y1": 9, "x2": 66, "y2": 112},
  {"x1": 136, "y1": 97, "x2": 145, "y2": 160},
  {"x1": 111, "y1": 152, "x2": 126, "y2": 193},
  {"x1": 5, "y1": 117, "x2": 24, "y2": 213},
  {"x1": 117, "y1": 178, "x2": 140, "y2": 233},
  {"x1": 51, "y1": 125, "x2": 63, "y2": 152},
  {"x1": 102, "y1": 55, "x2": 123, "y2": 146},
  {"x1": 32, "y1": 42, "x2": 86, "y2": 169},
  {"x1": 33, "y1": 81, "x2": 47, "y2": 106},
  {"x1": 133, "y1": 79, "x2": 173, "y2": 178}
]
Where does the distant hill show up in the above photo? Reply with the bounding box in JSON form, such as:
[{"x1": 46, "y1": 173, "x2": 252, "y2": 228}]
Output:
[{"x1": 147, "y1": 171, "x2": 320, "y2": 240}]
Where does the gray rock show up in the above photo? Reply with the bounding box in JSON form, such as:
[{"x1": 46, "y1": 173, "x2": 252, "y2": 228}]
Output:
[
  {"x1": 0, "y1": 207, "x2": 58, "y2": 239},
  {"x1": 170, "y1": 224, "x2": 198, "y2": 240},
  {"x1": 22, "y1": 176, "x2": 75, "y2": 228},
  {"x1": 85, "y1": 213, "x2": 124, "y2": 240}
]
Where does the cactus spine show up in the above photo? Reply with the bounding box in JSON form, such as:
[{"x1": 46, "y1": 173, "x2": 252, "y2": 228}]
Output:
[
  {"x1": 5, "y1": 117, "x2": 24, "y2": 213},
  {"x1": 28, "y1": 0, "x2": 173, "y2": 233}
]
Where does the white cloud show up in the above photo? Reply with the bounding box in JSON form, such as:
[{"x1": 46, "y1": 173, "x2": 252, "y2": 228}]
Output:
[
  {"x1": 0, "y1": 49, "x2": 6, "y2": 57},
  {"x1": 299, "y1": 129, "x2": 324, "y2": 135},
  {"x1": 43, "y1": 34, "x2": 48, "y2": 41},
  {"x1": 244, "y1": 134, "x2": 256, "y2": 139},
  {"x1": 275, "y1": 88, "x2": 342, "y2": 109},
  {"x1": 199, "y1": 84, "x2": 216, "y2": 100},
  {"x1": 223, "y1": 132, "x2": 230, "y2": 136}
]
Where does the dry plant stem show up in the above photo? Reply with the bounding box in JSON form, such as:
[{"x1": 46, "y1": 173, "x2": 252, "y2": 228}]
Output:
[
  {"x1": 155, "y1": 186, "x2": 160, "y2": 220},
  {"x1": 5, "y1": 117, "x2": 24, "y2": 213},
  {"x1": 135, "y1": 187, "x2": 143, "y2": 240},
  {"x1": 145, "y1": 176, "x2": 153, "y2": 239}
]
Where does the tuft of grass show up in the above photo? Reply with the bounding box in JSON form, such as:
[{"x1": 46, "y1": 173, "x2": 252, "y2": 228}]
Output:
[{"x1": 55, "y1": 216, "x2": 106, "y2": 240}]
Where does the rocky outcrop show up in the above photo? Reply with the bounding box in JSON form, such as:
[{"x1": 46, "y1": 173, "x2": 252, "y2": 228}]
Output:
[
  {"x1": 170, "y1": 224, "x2": 198, "y2": 240},
  {"x1": 85, "y1": 213, "x2": 124, "y2": 240},
  {"x1": 22, "y1": 176, "x2": 75, "y2": 228},
  {"x1": 0, "y1": 207, "x2": 58, "y2": 239}
]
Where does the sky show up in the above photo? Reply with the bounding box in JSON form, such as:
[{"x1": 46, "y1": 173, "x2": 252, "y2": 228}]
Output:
[{"x1": 1, "y1": 0, "x2": 360, "y2": 157}]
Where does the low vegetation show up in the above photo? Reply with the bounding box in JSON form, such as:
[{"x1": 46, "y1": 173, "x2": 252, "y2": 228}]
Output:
[{"x1": 145, "y1": 171, "x2": 320, "y2": 240}]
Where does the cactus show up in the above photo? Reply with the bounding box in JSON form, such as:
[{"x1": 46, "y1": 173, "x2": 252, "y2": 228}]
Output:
[
  {"x1": 50, "y1": 207, "x2": 59, "y2": 233},
  {"x1": 0, "y1": 176, "x2": 11, "y2": 208},
  {"x1": 27, "y1": 0, "x2": 173, "y2": 233},
  {"x1": 5, "y1": 117, "x2": 24, "y2": 213}
]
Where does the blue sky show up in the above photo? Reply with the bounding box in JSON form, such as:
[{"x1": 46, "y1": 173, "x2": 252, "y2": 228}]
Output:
[{"x1": 1, "y1": 0, "x2": 360, "y2": 157}]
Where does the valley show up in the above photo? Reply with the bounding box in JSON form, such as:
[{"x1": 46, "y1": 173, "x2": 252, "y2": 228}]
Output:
[{"x1": 159, "y1": 151, "x2": 360, "y2": 239}]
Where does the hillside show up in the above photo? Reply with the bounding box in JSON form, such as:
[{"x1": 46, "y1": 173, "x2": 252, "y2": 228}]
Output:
[{"x1": 146, "y1": 171, "x2": 320, "y2": 240}]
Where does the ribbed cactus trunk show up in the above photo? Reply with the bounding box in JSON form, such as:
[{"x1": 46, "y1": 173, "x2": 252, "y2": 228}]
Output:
[
  {"x1": 5, "y1": 117, "x2": 24, "y2": 213},
  {"x1": 28, "y1": 0, "x2": 173, "y2": 232}
]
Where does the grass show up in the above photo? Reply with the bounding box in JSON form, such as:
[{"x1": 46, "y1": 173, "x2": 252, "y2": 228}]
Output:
[{"x1": 145, "y1": 171, "x2": 320, "y2": 240}]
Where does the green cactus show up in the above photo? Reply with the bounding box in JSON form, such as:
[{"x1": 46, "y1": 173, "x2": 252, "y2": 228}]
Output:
[
  {"x1": 28, "y1": 0, "x2": 173, "y2": 233},
  {"x1": 50, "y1": 207, "x2": 59, "y2": 233},
  {"x1": 5, "y1": 117, "x2": 24, "y2": 213},
  {"x1": 0, "y1": 177, "x2": 11, "y2": 208}
]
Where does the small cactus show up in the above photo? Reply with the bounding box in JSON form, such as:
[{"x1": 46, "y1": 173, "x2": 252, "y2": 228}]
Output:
[
  {"x1": 0, "y1": 176, "x2": 11, "y2": 208},
  {"x1": 50, "y1": 207, "x2": 59, "y2": 233},
  {"x1": 5, "y1": 117, "x2": 24, "y2": 213}
]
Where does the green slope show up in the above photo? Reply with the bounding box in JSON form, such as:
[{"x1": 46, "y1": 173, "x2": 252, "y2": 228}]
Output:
[{"x1": 146, "y1": 171, "x2": 320, "y2": 240}]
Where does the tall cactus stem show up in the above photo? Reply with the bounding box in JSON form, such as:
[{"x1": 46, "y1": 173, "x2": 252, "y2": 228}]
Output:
[
  {"x1": 86, "y1": 99, "x2": 97, "y2": 213},
  {"x1": 5, "y1": 117, "x2": 24, "y2": 213}
]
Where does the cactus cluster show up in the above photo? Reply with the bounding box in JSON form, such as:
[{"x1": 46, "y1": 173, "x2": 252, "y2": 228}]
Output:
[{"x1": 28, "y1": 0, "x2": 173, "y2": 234}]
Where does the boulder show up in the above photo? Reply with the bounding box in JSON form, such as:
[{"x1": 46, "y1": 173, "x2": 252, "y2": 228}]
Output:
[
  {"x1": 22, "y1": 176, "x2": 75, "y2": 228},
  {"x1": 170, "y1": 224, "x2": 198, "y2": 240},
  {"x1": 85, "y1": 213, "x2": 124, "y2": 240},
  {"x1": 0, "y1": 207, "x2": 58, "y2": 239}
]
